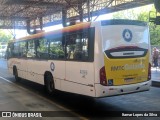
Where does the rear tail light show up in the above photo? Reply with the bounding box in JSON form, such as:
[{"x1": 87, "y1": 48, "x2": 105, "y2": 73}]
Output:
[
  {"x1": 148, "y1": 63, "x2": 151, "y2": 80},
  {"x1": 100, "y1": 66, "x2": 107, "y2": 86}
]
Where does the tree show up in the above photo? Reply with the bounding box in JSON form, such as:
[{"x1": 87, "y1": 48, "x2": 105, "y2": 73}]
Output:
[
  {"x1": 0, "y1": 30, "x2": 12, "y2": 43},
  {"x1": 112, "y1": 9, "x2": 138, "y2": 20},
  {"x1": 150, "y1": 25, "x2": 160, "y2": 45}
]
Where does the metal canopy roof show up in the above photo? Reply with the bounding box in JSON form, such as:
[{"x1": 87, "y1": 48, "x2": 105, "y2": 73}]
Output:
[{"x1": 0, "y1": 0, "x2": 154, "y2": 30}]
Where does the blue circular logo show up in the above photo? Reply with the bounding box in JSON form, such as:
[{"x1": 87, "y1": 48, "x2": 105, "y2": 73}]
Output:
[
  {"x1": 50, "y1": 62, "x2": 55, "y2": 71},
  {"x1": 123, "y1": 29, "x2": 132, "y2": 42}
]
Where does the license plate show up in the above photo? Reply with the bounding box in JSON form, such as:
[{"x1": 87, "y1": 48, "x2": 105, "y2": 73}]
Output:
[{"x1": 124, "y1": 78, "x2": 134, "y2": 82}]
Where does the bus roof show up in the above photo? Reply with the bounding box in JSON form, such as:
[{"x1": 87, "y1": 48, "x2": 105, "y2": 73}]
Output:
[{"x1": 101, "y1": 19, "x2": 148, "y2": 26}]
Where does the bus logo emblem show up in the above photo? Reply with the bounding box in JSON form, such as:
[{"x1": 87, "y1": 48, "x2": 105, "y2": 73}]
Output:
[
  {"x1": 50, "y1": 62, "x2": 55, "y2": 71},
  {"x1": 123, "y1": 29, "x2": 132, "y2": 42}
]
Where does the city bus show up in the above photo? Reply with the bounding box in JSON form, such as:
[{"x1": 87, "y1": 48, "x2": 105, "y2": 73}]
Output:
[{"x1": 7, "y1": 19, "x2": 151, "y2": 97}]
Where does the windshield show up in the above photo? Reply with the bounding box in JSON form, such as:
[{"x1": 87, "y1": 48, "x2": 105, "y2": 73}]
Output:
[{"x1": 101, "y1": 25, "x2": 149, "y2": 51}]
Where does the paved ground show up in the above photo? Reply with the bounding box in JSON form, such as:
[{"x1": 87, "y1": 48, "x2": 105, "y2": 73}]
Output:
[
  {"x1": 151, "y1": 67, "x2": 160, "y2": 87},
  {"x1": 0, "y1": 59, "x2": 160, "y2": 120}
]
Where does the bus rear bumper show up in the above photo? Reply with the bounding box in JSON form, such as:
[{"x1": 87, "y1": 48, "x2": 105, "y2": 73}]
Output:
[{"x1": 94, "y1": 80, "x2": 151, "y2": 97}]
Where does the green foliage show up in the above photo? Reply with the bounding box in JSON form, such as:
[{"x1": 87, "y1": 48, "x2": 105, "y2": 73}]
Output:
[
  {"x1": 150, "y1": 25, "x2": 160, "y2": 45},
  {"x1": 50, "y1": 44, "x2": 64, "y2": 57},
  {"x1": 112, "y1": 9, "x2": 137, "y2": 20},
  {"x1": 0, "y1": 30, "x2": 12, "y2": 43},
  {"x1": 50, "y1": 44, "x2": 57, "y2": 53},
  {"x1": 55, "y1": 49, "x2": 64, "y2": 56},
  {"x1": 112, "y1": 5, "x2": 160, "y2": 45},
  {"x1": 37, "y1": 38, "x2": 48, "y2": 52}
]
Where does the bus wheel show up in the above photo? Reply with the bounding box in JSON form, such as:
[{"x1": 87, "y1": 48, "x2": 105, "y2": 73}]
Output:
[
  {"x1": 13, "y1": 67, "x2": 20, "y2": 82},
  {"x1": 45, "y1": 74, "x2": 55, "y2": 94}
]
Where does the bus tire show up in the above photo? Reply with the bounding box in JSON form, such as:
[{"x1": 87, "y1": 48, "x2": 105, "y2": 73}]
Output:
[
  {"x1": 45, "y1": 73, "x2": 55, "y2": 94},
  {"x1": 13, "y1": 67, "x2": 20, "y2": 82}
]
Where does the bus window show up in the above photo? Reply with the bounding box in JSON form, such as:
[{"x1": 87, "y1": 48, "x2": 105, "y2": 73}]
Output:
[
  {"x1": 27, "y1": 40, "x2": 36, "y2": 58},
  {"x1": 19, "y1": 41, "x2": 27, "y2": 57},
  {"x1": 6, "y1": 43, "x2": 14, "y2": 58},
  {"x1": 36, "y1": 38, "x2": 49, "y2": 59},
  {"x1": 66, "y1": 30, "x2": 89, "y2": 61},
  {"x1": 13, "y1": 42, "x2": 20, "y2": 57},
  {"x1": 49, "y1": 36, "x2": 65, "y2": 59}
]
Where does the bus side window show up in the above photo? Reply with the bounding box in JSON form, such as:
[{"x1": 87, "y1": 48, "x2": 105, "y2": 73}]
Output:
[
  {"x1": 27, "y1": 40, "x2": 36, "y2": 58},
  {"x1": 66, "y1": 33, "x2": 76, "y2": 59},
  {"x1": 13, "y1": 42, "x2": 20, "y2": 57},
  {"x1": 66, "y1": 30, "x2": 89, "y2": 61},
  {"x1": 36, "y1": 38, "x2": 49, "y2": 59},
  {"x1": 19, "y1": 41, "x2": 27, "y2": 57},
  {"x1": 7, "y1": 43, "x2": 14, "y2": 58},
  {"x1": 49, "y1": 36, "x2": 65, "y2": 60}
]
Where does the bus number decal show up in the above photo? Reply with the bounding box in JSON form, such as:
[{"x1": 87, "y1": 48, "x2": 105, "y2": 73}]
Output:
[{"x1": 80, "y1": 70, "x2": 88, "y2": 78}]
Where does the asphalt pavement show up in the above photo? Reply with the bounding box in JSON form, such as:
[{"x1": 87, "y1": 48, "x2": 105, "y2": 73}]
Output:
[{"x1": 151, "y1": 67, "x2": 160, "y2": 87}]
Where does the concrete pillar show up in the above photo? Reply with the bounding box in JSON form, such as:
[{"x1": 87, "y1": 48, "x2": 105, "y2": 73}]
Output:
[
  {"x1": 62, "y1": 8, "x2": 67, "y2": 27},
  {"x1": 78, "y1": 1, "x2": 83, "y2": 22},
  {"x1": 26, "y1": 20, "x2": 31, "y2": 34},
  {"x1": 39, "y1": 17, "x2": 43, "y2": 30}
]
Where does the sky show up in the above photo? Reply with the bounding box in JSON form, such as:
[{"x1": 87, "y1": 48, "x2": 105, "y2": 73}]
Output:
[{"x1": 3, "y1": 4, "x2": 154, "y2": 39}]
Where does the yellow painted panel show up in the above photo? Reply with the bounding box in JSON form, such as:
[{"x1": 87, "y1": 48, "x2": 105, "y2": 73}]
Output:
[{"x1": 104, "y1": 52, "x2": 149, "y2": 85}]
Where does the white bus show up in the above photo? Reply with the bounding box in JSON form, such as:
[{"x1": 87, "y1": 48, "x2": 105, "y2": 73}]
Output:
[{"x1": 7, "y1": 19, "x2": 151, "y2": 97}]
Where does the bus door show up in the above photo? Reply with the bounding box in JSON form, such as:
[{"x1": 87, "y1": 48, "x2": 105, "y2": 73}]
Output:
[
  {"x1": 62, "y1": 29, "x2": 95, "y2": 95},
  {"x1": 101, "y1": 21, "x2": 150, "y2": 86},
  {"x1": 26, "y1": 40, "x2": 37, "y2": 81}
]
